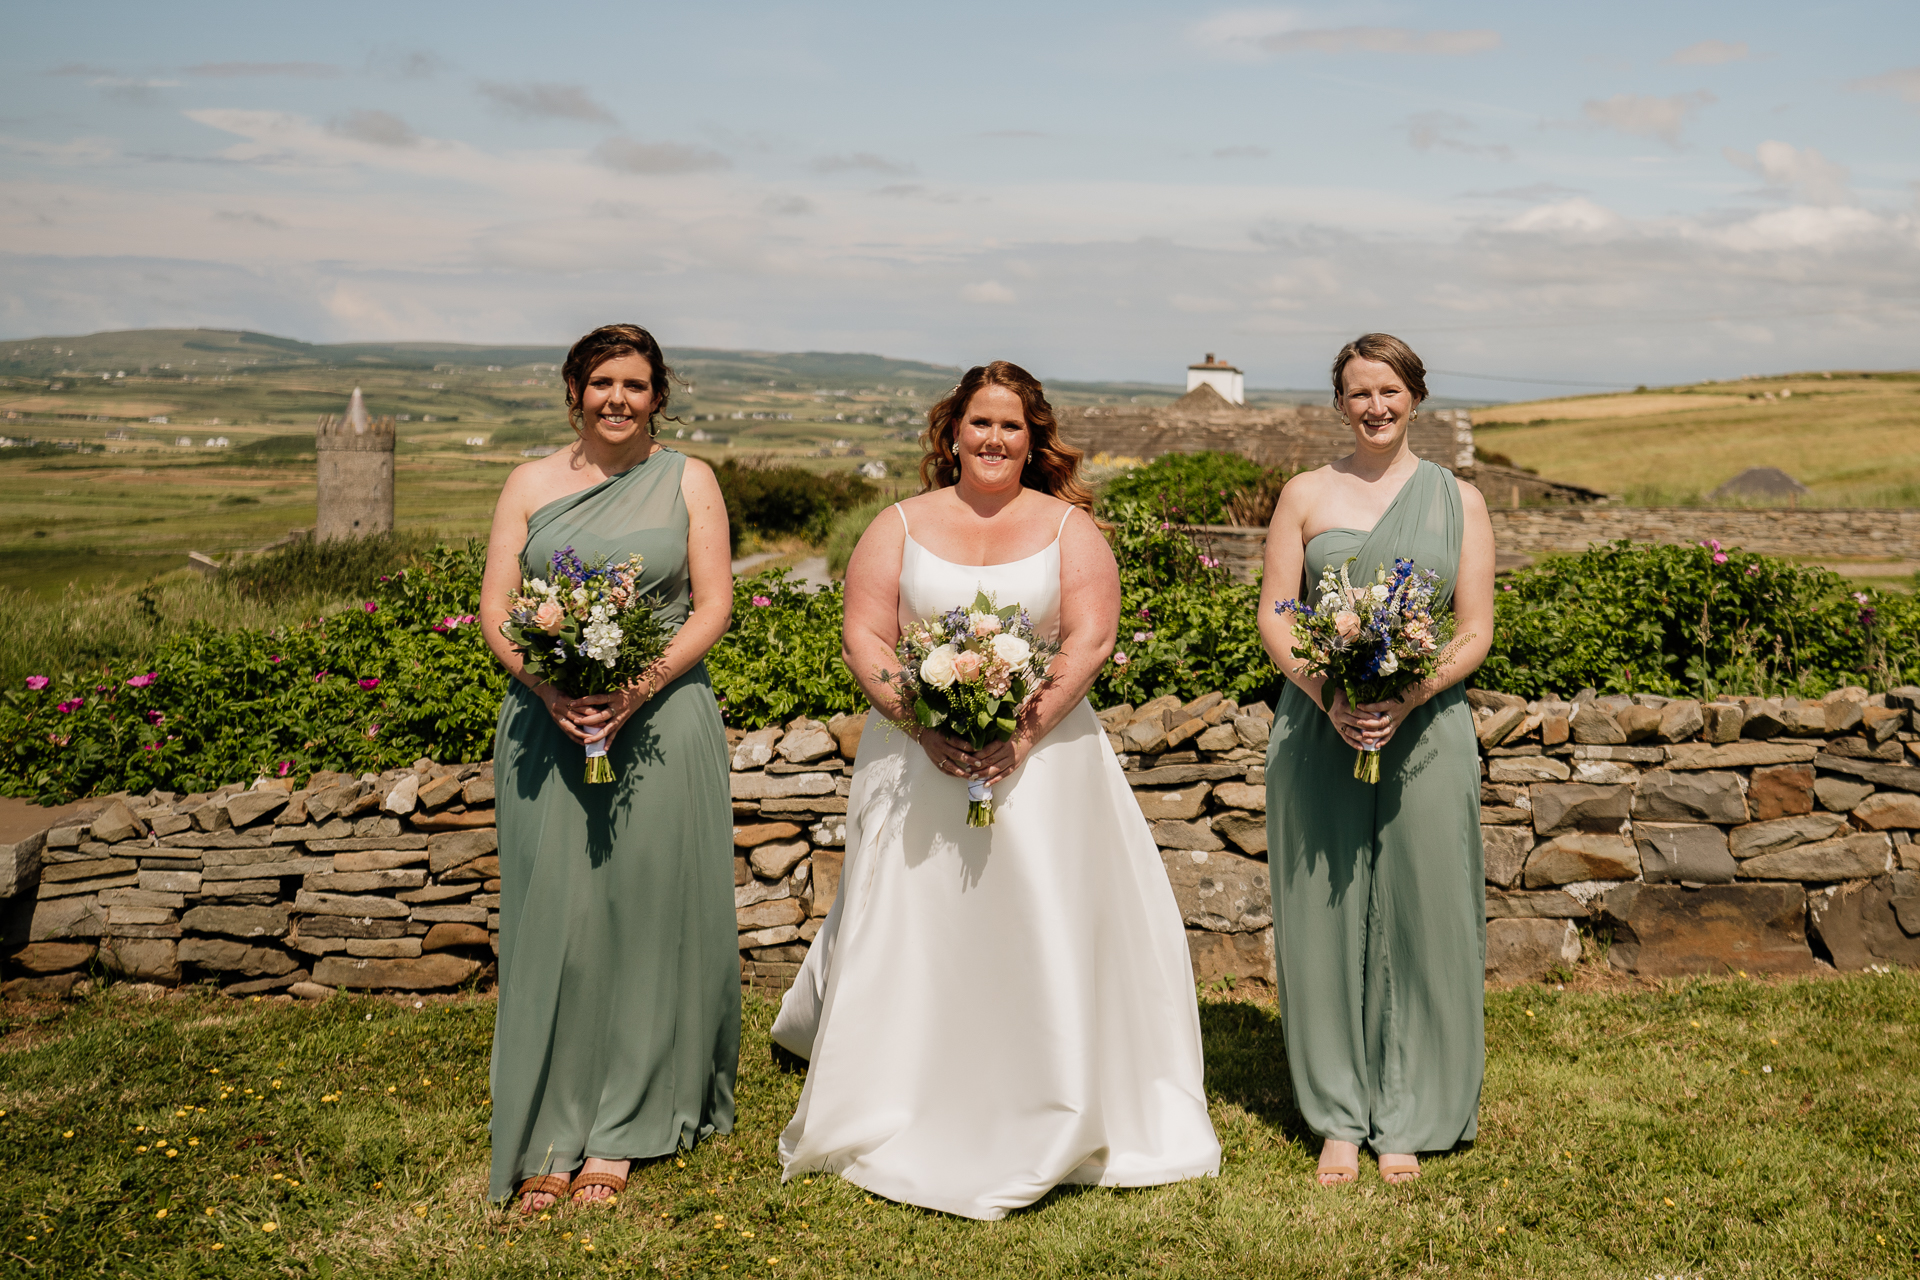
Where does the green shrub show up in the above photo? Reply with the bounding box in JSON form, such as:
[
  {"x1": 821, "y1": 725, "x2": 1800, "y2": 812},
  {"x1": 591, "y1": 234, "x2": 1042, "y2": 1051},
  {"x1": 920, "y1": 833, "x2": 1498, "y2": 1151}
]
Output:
[
  {"x1": 1090, "y1": 500, "x2": 1280, "y2": 709},
  {"x1": 824, "y1": 495, "x2": 896, "y2": 577},
  {"x1": 713, "y1": 461, "x2": 877, "y2": 552},
  {"x1": 1479, "y1": 540, "x2": 1920, "y2": 699},
  {"x1": 1098, "y1": 451, "x2": 1288, "y2": 526},
  {"x1": 0, "y1": 545, "x2": 502, "y2": 802},
  {"x1": 217, "y1": 532, "x2": 439, "y2": 605},
  {"x1": 706, "y1": 570, "x2": 866, "y2": 727}
]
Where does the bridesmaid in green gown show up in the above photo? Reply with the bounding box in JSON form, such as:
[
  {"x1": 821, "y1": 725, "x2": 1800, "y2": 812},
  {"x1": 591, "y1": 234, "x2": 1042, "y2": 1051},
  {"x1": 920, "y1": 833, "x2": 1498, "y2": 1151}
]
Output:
[
  {"x1": 1257, "y1": 333, "x2": 1496, "y2": 1187},
  {"x1": 479, "y1": 324, "x2": 739, "y2": 1212}
]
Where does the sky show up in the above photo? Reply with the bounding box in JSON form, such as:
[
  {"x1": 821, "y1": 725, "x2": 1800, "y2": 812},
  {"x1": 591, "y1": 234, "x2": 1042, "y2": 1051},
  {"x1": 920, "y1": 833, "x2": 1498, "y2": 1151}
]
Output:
[{"x1": 2, "y1": 0, "x2": 1917, "y2": 396}]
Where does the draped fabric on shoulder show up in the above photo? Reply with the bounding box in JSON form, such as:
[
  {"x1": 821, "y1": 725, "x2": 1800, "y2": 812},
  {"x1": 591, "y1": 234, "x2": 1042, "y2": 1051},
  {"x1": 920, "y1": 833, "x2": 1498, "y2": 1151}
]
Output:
[
  {"x1": 488, "y1": 448, "x2": 739, "y2": 1202},
  {"x1": 1264, "y1": 459, "x2": 1486, "y2": 1155}
]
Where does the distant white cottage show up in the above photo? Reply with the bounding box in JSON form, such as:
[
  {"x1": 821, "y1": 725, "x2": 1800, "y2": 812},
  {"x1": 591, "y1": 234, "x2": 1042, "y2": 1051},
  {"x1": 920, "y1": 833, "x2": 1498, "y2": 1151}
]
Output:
[{"x1": 1186, "y1": 354, "x2": 1244, "y2": 406}]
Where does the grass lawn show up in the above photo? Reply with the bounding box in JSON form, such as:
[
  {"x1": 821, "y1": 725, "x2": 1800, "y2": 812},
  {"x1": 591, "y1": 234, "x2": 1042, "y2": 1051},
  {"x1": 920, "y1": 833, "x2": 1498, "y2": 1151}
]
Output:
[{"x1": 1, "y1": 972, "x2": 1915, "y2": 1278}]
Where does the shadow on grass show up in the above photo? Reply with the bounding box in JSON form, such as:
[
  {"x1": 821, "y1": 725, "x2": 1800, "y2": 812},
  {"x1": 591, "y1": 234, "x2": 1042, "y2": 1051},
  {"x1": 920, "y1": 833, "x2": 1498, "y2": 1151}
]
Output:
[{"x1": 1199, "y1": 999, "x2": 1310, "y2": 1142}]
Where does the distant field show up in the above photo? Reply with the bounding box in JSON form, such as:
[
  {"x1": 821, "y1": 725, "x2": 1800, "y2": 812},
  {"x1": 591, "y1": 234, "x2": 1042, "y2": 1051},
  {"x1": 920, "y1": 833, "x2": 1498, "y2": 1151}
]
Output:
[{"x1": 1475, "y1": 371, "x2": 1920, "y2": 507}]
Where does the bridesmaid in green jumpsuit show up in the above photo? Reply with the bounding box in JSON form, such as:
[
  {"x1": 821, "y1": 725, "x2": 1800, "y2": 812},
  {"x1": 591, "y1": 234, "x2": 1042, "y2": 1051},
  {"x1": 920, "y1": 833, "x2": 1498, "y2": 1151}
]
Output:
[
  {"x1": 1257, "y1": 333, "x2": 1496, "y2": 1187},
  {"x1": 479, "y1": 325, "x2": 739, "y2": 1212}
]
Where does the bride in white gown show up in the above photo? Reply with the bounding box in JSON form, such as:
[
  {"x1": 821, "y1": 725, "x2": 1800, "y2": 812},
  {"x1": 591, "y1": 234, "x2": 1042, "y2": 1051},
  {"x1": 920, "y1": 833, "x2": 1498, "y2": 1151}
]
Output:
[{"x1": 771, "y1": 360, "x2": 1220, "y2": 1220}]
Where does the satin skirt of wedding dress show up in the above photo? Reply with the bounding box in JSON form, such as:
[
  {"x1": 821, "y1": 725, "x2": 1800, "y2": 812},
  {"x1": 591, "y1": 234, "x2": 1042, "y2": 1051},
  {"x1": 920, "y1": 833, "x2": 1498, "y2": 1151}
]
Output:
[{"x1": 771, "y1": 703, "x2": 1221, "y2": 1220}]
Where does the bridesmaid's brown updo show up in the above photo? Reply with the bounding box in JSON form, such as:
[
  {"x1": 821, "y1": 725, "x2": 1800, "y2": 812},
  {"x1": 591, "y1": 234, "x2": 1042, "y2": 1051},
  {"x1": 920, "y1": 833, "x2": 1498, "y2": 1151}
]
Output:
[
  {"x1": 562, "y1": 323, "x2": 677, "y2": 434},
  {"x1": 919, "y1": 360, "x2": 1095, "y2": 515},
  {"x1": 1329, "y1": 332, "x2": 1429, "y2": 404}
]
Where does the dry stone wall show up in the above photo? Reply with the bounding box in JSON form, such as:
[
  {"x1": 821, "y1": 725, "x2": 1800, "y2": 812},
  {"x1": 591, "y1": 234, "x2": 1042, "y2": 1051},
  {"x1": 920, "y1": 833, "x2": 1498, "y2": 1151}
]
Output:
[{"x1": 7, "y1": 686, "x2": 1919, "y2": 999}]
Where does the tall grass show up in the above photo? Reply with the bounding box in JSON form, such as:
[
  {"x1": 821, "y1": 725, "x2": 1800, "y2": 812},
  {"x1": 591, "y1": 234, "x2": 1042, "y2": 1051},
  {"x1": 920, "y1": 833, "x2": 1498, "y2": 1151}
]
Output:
[{"x1": 824, "y1": 495, "x2": 895, "y2": 577}]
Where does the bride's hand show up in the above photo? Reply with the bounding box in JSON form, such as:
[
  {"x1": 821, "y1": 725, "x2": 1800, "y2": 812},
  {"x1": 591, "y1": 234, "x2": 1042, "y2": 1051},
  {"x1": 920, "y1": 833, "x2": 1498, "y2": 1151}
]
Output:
[
  {"x1": 917, "y1": 729, "x2": 979, "y2": 780},
  {"x1": 970, "y1": 734, "x2": 1029, "y2": 786}
]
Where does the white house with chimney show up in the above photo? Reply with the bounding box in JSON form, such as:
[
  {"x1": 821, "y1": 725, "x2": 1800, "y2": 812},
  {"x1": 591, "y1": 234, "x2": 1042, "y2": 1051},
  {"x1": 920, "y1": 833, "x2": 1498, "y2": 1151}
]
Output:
[{"x1": 1186, "y1": 353, "x2": 1244, "y2": 405}]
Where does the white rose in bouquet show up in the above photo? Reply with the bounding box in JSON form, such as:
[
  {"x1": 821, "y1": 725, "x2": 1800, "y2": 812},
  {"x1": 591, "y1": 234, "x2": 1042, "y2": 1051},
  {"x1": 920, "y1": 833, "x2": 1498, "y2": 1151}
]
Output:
[
  {"x1": 989, "y1": 633, "x2": 1031, "y2": 667},
  {"x1": 920, "y1": 644, "x2": 959, "y2": 689}
]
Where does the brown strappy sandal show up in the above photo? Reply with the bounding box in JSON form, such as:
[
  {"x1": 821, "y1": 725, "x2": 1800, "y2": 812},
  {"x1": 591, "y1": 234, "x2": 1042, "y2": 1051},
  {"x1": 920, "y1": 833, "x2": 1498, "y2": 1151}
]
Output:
[
  {"x1": 570, "y1": 1171, "x2": 628, "y2": 1204},
  {"x1": 516, "y1": 1172, "x2": 571, "y2": 1214},
  {"x1": 1378, "y1": 1154, "x2": 1422, "y2": 1184}
]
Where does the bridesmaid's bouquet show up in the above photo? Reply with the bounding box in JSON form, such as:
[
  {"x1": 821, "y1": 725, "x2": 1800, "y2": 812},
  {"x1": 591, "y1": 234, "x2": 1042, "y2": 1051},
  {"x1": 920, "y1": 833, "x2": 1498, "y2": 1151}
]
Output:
[
  {"x1": 499, "y1": 547, "x2": 671, "y2": 783},
  {"x1": 884, "y1": 591, "x2": 1061, "y2": 826},
  {"x1": 1276, "y1": 557, "x2": 1461, "y2": 783}
]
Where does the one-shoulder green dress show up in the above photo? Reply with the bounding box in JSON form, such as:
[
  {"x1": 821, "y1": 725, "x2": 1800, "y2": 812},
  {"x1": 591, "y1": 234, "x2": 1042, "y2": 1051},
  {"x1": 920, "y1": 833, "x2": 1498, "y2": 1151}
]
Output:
[
  {"x1": 488, "y1": 448, "x2": 739, "y2": 1201},
  {"x1": 1264, "y1": 458, "x2": 1485, "y2": 1156}
]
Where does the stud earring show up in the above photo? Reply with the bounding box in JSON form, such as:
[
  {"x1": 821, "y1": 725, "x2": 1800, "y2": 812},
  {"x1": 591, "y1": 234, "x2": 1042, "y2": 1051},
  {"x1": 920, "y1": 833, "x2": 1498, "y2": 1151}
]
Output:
[{"x1": 1410, "y1": 410, "x2": 1419, "y2": 420}]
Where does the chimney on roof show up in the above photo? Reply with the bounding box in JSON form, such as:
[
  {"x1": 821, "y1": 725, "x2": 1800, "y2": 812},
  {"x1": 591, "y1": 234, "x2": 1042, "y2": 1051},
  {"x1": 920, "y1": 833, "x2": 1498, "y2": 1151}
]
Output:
[
  {"x1": 1204, "y1": 353, "x2": 1215, "y2": 365},
  {"x1": 1185, "y1": 353, "x2": 1244, "y2": 405}
]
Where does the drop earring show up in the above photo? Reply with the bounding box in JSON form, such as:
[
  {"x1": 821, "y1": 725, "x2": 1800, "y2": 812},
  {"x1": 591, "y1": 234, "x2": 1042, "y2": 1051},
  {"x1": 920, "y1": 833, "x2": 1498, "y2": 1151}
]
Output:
[{"x1": 1410, "y1": 410, "x2": 1419, "y2": 420}]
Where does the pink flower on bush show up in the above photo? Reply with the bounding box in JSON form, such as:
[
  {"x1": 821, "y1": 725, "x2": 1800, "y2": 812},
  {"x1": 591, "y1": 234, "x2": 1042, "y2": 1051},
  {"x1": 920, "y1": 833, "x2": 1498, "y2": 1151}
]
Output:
[
  {"x1": 314, "y1": 670, "x2": 329, "y2": 683},
  {"x1": 533, "y1": 601, "x2": 567, "y2": 634},
  {"x1": 146, "y1": 710, "x2": 165, "y2": 725},
  {"x1": 1199, "y1": 554, "x2": 1220, "y2": 570},
  {"x1": 56, "y1": 697, "x2": 84, "y2": 714},
  {"x1": 1745, "y1": 564, "x2": 1760, "y2": 577},
  {"x1": 278, "y1": 760, "x2": 292, "y2": 777},
  {"x1": 269, "y1": 655, "x2": 284, "y2": 664},
  {"x1": 951, "y1": 651, "x2": 984, "y2": 683},
  {"x1": 25, "y1": 676, "x2": 48, "y2": 690},
  {"x1": 1712, "y1": 552, "x2": 1728, "y2": 564},
  {"x1": 1133, "y1": 630, "x2": 1148, "y2": 643},
  {"x1": 363, "y1": 601, "x2": 378, "y2": 613},
  {"x1": 126, "y1": 672, "x2": 157, "y2": 688},
  {"x1": 751, "y1": 595, "x2": 772, "y2": 607},
  {"x1": 1111, "y1": 651, "x2": 1130, "y2": 667},
  {"x1": 1853, "y1": 592, "x2": 1871, "y2": 605},
  {"x1": 143, "y1": 742, "x2": 158, "y2": 752},
  {"x1": 358, "y1": 678, "x2": 380, "y2": 691},
  {"x1": 365, "y1": 724, "x2": 381, "y2": 739},
  {"x1": 95, "y1": 684, "x2": 109, "y2": 693}
]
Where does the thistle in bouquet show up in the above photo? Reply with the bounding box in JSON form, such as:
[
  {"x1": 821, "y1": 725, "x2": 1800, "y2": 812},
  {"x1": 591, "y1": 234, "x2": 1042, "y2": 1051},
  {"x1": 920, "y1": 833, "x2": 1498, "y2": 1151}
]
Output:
[
  {"x1": 1276, "y1": 556, "x2": 1468, "y2": 783},
  {"x1": 883, "y1": 590, "x2": 1061, "y2": 826},
  {"x1": 500, "y1": 546, "x2": 672, "y2": 783}
]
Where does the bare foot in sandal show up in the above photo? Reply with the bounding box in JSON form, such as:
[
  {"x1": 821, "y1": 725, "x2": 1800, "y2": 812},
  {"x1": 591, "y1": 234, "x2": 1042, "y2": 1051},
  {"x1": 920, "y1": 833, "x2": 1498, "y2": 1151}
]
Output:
[
  {"x1": 572, "y1": 1157, "x2": 631, "y2": 1205},
  {"x1": 1317, "y1": 1139, "x2": 1360, "y2": 1186},
  {"x1": 517, "y1": 1172, "x2": 572, "y2": 1215},
  {"x1": 1379, "y1": 1153, "x2": 1421, "y2": 1184}
]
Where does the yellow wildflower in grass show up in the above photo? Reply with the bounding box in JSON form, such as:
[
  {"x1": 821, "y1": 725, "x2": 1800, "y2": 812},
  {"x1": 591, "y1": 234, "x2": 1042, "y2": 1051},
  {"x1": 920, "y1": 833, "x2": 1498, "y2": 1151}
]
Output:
[
  {"x1": 211, "y1": 1243, "x2": 224, "y2": 1251},
  {"x1": 205, "y1": 1208, "x2": 216, "y2": 1216},
  {"x1": 136, "y1": 1146, "x2": 149, "y2": 1154},
  {"x1": 372, "y1": 1182, "x2": 383, "y2": 1190},
  {"x1": 156, "y1": 1210, "x2": 168, "y2": 1219},
  {"x1": 414, "y1": 1207, "x2": 428, "y2": 1218},
  {"x1": 176, "y1": 1109, "x2": 189, "y2": 1117},
  {"x1": 166, "y1": 1149, "x2": 179, "y2": 1158},
  {"x1": 387, "y1": 1087, "x2": 397, "y2": 1094},
  {"x1": 62, "y1": 1130, "x2": 73, "y2": 1139},
  {"x1": 189, "y1": 1139, "x2": 199, "y2": 1147},
  {"x1": 262, "y1": 1222, "x2": 278, "y2": 1233}
]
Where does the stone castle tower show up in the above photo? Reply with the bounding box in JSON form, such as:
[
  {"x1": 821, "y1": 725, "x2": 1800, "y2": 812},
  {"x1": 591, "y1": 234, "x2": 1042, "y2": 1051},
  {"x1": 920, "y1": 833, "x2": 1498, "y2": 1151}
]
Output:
[{"x1": 315, "y1": 387, "x2": 395, "y2": 541}]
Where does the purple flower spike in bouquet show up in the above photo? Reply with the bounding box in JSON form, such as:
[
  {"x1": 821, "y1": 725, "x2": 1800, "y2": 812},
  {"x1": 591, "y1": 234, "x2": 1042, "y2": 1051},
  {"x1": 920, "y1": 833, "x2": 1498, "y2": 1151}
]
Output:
[
  {"x1": 1276, "y1": 557, "x2": 1468, "y2": 784},
  {"x1": 499, "y1": 547, "x2": 671, "y2": 783}
]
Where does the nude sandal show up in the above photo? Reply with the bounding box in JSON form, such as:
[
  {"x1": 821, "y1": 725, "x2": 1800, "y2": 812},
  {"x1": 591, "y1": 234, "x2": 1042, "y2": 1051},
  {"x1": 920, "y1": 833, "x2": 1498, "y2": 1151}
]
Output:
[
  {"x1": 516, "y1": 1172, "x2": 571, "y2": 1213},
  {"x1": 1316, "y1": 1147, "x2": 1359, "y2": 1187},
  {"x1": 1378, "y1": 1155, "x2": 1421, "y2": 1184},
  {"x1": 570, "y1": 1171, "x2": 628, "y2": 1203}
]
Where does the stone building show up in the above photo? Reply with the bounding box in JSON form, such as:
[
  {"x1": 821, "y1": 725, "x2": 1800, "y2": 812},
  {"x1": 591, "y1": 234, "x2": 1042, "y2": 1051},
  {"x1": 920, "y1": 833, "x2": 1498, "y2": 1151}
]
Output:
[{"x1": 315, "y1": 388, "x2": 395, "y2": 541}]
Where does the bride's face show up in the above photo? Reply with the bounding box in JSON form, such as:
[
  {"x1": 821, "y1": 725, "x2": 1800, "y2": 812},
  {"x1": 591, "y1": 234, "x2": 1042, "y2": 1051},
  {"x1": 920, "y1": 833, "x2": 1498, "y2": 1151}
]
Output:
[
  {"x1": 1338, "y1": 356, "x2": 1416, "y2": 451},
  {"x1": 573, "y1": 352, "x2": 658, "y2": 445},
  {"x1": 953, "y1": 384, "x2": 1030, "y2": 491}
]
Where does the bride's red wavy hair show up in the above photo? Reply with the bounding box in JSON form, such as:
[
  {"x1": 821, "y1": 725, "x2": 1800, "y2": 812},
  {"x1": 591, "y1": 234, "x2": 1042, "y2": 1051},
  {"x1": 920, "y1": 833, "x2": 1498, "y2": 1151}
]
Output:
[{"x1": 918, "y1": 361, "x2": 1095, "y2": 514}]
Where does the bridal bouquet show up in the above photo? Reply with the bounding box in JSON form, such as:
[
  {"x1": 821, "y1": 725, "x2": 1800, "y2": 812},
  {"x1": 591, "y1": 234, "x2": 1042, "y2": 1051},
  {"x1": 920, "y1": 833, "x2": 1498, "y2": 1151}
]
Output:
[
  {"x1": 884, "y1": 591, "x2": 1061, "y2": 826},
  {"x1": 1276, "y1": 557, "x2": 1460, "y2": 784},
  {"x1": 499, "y1": 547, "x2": 671, "y2": 783}
]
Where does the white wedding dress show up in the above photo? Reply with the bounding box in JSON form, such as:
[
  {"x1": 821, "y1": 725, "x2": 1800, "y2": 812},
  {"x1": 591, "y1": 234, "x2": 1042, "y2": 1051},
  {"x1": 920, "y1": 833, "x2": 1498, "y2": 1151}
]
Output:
[{"x1": 771, "y1": 504, "x2": 1220, "y2": 1220}]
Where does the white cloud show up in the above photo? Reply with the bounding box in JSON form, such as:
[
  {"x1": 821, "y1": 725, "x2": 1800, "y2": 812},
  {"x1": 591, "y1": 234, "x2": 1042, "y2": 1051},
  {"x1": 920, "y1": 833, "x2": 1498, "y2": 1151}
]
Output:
[
  {"x1": 1706, "y1": 205, "x2": 1889, "y2": 253},
  {"x1": 186, "y1": 62, "x2": 341, "y2": 78},
  {"x1": 593, "y1": 136, "x2": 729, "y2": 174},
  {"x1": 329, "y1": 110, "x2": 419, "y2": 148},
  {"x1": 1581, "y1": 91, "x2": 1715, "y2": 146},
  {"x1": 1192, "y1": 11, "x2": 1498, "y2": 59},
  {"x1": 812, "y1": 152, "x2": 914, "y2": 176},
  {"x1": 961, "y1": 281, "x2": 1016, "y2": 304},
  {"x1": 1725, "y1": 140, "x2": 1851, "y2": 206},
  {"x1": 1500, "y1": 197, "x2": 1627, "y2": 238},
  {"x1": 1407, "y1": 112, "x2": 1512, "y2": 160},
  {"x1": 477, "y1": 81, "x2": 615, "y2": 124},
  {"x1": 1850, "y1": 66, "x2": 1920, "y2": 105},
  {"x1": 1666, "y1": 40, "x2": 1750, "y2": 66}
]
